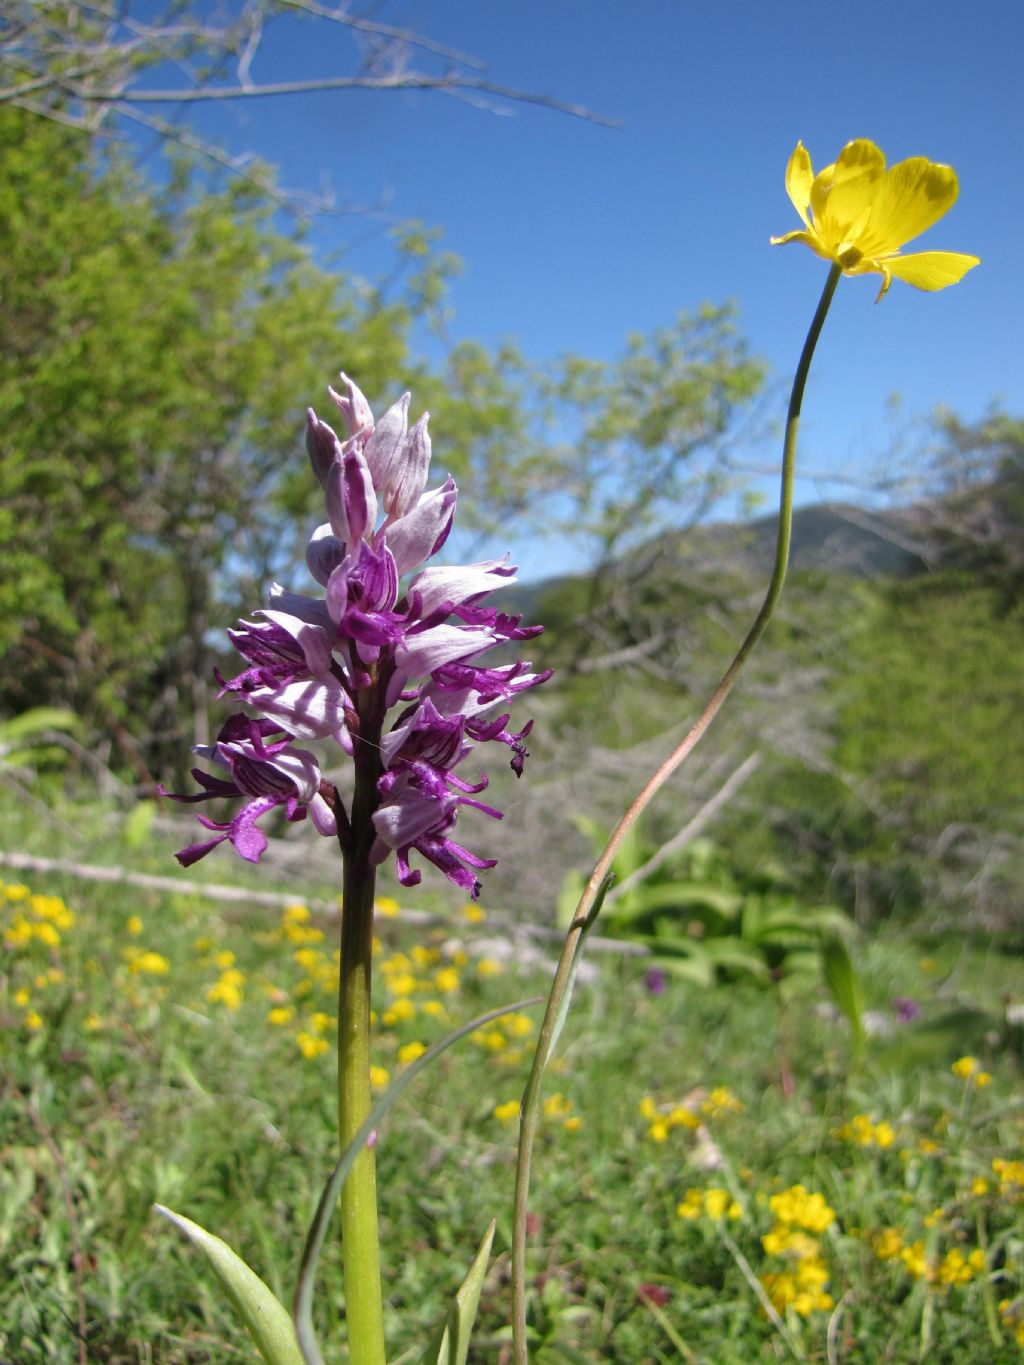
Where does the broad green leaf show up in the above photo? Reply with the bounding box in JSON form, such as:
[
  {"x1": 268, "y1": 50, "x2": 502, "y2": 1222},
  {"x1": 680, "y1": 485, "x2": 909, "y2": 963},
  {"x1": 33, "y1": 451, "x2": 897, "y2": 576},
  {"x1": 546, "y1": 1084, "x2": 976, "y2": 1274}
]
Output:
[
  {"x1": 0, "y1": 707, "x2": 78, "y2": 742},
  {"x1": 417, "y1": 1220, "x2": 496, "y2": 1365},
  {"x1": 605, "y1": 882, "x2": 744, "y2": 926},
  {"x1": 155, "y1": 1205, "x2": 303, "y2": 1365},
  {"x1": 648, "y1": 953, "x2": 715, "y2": 987},
  {"x1": 822, "y1": 934, "x2": 865, "y2": 1050}
]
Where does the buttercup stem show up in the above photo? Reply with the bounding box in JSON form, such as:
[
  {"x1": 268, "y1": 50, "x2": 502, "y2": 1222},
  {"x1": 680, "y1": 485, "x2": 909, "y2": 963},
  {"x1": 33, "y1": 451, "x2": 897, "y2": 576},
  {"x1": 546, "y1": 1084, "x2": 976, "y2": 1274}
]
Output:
[
  {"x1": 337, "y1": 709, "x2": 387, "y2": 1365},
  {"x1": 510, "y1": 262, "x2": 843, "y2": 1364}
]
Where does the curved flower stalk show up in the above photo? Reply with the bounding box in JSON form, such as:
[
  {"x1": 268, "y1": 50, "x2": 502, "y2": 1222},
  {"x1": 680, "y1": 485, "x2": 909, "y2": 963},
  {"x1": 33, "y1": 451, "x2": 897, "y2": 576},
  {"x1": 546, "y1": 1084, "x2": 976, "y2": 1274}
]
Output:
[
  {"x1": 771, "y1": 138, "x2": 979, "y2": 301},
  {"x1": 167, "y1": 373, "x2": 551, "y2": 899},
  {"x1": 511, "y1": 139, "x2": 978, "y2": 1363}
]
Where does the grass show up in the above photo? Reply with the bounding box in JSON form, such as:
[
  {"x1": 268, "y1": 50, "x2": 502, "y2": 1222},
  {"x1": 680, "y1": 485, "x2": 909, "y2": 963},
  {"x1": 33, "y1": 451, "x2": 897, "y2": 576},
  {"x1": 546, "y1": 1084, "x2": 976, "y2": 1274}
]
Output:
[{"x1": 2, "y1": 798, "x2": 1024, "y2": 1363}]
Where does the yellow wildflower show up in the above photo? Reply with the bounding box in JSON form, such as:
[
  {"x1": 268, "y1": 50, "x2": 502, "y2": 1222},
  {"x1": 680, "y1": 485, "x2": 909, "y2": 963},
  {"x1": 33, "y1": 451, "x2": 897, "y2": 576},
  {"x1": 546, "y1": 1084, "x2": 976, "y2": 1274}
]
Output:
[
  {"x1": 4, "y1": 914, "x2": 33, "y2": 946},
  {"x1": 669, "y1": 1105, "x2": 700, "y2": 1131},
  {"x1": 127, "y1": 914, "x2": 143, "y2": 936},
  {"x1": 282, "y1": 903, "x2": 310, "y2": 924},
  {"x1": 369, "y1": 1065, "x2": 390, "y2": 1089},
  {"x1": 563, "y1": 1116, "x2": 582, "y2": 1134},
  {"x1": 493, "y1": 1099, "x2": 520, "y2": 1123},
  {"x1": 937, "y1": 1246, "x2": 985, "y2": 1287},
  {"x1": 84, "y1": 1013, "x2": 103, "y2": 1032},
  {"x1": 13, "y1": 986, "x2": 30, "y2": 1007},
  {"x1": 676, "y1": 1190, "x2": 703, "y2": 1220},
  {"x1": 648, "y1": 1120, "x2": 669, "y2": 1143},
  {"x1": 130, "y1": 950, "x2": 171, "y2": 976},
  {"x1": 267, "y1": 1006, "x2": 294, "y2": 1026},
  {"x1": 283, "y1": 921, "x2": 324, "y2": 945},
  {"x1": 703, "y1": 1187, "x2": 740, "y2": 1222},
  {"x1": 971, "y1": 1176, "x2": 990, "y2": 1197},
  {"x1": 420, "y1": 1000, "x2": 446, "y2": 1019},
  {"x1": 375, "y1": 897, "x2": 400, "y2": 918},
  {"x1": 296, "y1": 1032, "x2": 328, "y2": 1060},
  {"x1": 387, "y1": 997, "x2": 417, "y2": 1023},
  {"x1": 993, "y1": 1157, "x2": 1024, "y2": 1196},
  {"x1": 462, "y1": 903, "x2": 487, "y2": 924},
  {"x1": 476, "y1": 957, "x2": 502, "y2": 978},
  {"x1": 871, "y1": 1227, "x2": 903, "y2": 1260},
  {"x1": 207, "y1": 969, "x2": 245, "y2": 1010},
  {"x1": 434, "y1": 967, "x2": 460, "y2": 993},
  {"x1": 771, "y1": 139, "x2": 979, "y2": 301},
  {"x1": 543, "y1": 1092, "x2": 572, "y2": 1119},
  {"x1": 900, "y1": 1239, "x2": 928, "y2": 1279},
  {"x1": 398, "y1": 1041, "x2": 426, "y2": 1065},
  {"x1": 24, "y1": 1009, "x2": 44, "y2": 1030},
  {"x1": 769, "y1": 1186, "x2": 835, "y2": 1234},
  {"x1": 952, "y1": 1055, "x2": 980, "y2": 1080},
  {"x1": 701, "y1": 1086, "x2": 743, "y2": 1118},
  {"x1": 293, "y1": 948, "x2": 325, "y2": 974}
]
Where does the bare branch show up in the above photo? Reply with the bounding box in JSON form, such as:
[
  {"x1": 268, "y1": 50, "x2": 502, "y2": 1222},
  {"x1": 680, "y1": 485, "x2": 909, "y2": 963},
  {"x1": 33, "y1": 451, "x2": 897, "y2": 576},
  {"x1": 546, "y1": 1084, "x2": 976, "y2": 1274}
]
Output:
[
  {"x1": 1, "y1": 0, "x2": 619, "y2": 208},
  {"x1": 607, "y1": 751, "x2": 763, "y2": 903},
  {"x1": 69, "y1": 71, "x2": 619, "y2": 127}
]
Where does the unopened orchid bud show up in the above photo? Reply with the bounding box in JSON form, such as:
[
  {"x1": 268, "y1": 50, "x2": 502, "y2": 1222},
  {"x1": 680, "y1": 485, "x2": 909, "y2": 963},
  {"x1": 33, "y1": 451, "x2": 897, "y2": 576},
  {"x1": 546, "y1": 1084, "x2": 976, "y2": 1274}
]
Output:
[{"x1": 328, "y1": 372, "x2": 374, "y2": 442}]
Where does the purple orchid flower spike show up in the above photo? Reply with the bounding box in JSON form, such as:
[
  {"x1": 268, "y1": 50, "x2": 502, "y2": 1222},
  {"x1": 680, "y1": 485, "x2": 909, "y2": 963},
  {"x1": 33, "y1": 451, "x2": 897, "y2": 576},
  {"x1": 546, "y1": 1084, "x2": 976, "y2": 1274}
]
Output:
[{"x1": 168, "y1": 373, "x2": 551, "y2": 897}]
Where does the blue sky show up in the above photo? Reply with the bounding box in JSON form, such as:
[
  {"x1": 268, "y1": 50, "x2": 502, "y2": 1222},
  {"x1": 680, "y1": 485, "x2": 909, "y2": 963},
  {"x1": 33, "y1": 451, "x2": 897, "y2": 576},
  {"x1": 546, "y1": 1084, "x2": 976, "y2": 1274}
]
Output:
[{"x1": 145, "y1": 1, "x2": 1022, "y2": 576}]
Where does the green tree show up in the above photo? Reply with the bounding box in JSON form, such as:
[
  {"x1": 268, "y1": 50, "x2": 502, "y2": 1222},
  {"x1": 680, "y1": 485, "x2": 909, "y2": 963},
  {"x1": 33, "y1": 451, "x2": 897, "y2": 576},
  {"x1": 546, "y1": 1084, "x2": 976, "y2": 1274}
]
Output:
[{"x1": 0, "y1": 108, "x2": 431, "y2": 778}]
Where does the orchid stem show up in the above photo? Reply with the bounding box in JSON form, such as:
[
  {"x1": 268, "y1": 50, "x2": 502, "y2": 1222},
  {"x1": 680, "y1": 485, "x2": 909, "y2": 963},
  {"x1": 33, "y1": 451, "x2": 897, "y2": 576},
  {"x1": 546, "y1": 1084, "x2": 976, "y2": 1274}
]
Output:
[
  {"x1": 510, "y1": 262, "x2": 842, "y2": 1365},
  {"x1": 337, "y1": 718, "x2": 387, "y2": 1365}
]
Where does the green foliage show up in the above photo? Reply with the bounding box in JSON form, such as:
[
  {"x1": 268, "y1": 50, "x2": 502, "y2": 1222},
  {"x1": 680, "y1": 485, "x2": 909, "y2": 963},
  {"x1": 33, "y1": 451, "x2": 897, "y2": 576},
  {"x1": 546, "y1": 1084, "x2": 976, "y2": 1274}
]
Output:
[
  {"x1": 0, "y1": 107, "x2": 419, "y2": 772},
  {"x1": 156, "y1": 1206, "x2": 304, "y2": 1365},
  {"x1": 561, "y1": 827, "x2": 851, "y2": 990},
  {"x1": 0, "y1": 707, "x2": 78, "y2": 774},
  {"x1": 417, "y1": 1221, "x2": 496, "y2": 1365},
  {"x1": 2, "y1": 802, "x2": 1022, "y2": 1364}
]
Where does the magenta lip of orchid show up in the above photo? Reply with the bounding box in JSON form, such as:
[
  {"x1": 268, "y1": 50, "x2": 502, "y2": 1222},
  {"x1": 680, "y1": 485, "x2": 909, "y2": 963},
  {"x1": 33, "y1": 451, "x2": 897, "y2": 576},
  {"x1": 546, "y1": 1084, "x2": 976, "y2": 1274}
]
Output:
[{"x1": 165, "y1": 373, "x2": 551, "y2": 897}]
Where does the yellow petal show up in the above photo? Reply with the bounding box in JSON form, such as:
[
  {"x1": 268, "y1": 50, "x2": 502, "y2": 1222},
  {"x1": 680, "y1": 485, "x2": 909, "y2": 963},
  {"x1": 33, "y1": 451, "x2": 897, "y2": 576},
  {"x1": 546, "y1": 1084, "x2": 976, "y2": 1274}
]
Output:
[
  {"x1": 784, "y1": 142, "x2": 814, "y2": 227},
  {"x1": 856, "y1": 158, "x2": 960, "y2": 258},
  {"x1": 882, "y1": 250, "x2": 981, "y2": 292},
  {"x1": 812, "y1": 140, "x2": 886, "y2": 251},
  {"x1": 769, "y1": 228, "x2": 835, "y2": 264}
]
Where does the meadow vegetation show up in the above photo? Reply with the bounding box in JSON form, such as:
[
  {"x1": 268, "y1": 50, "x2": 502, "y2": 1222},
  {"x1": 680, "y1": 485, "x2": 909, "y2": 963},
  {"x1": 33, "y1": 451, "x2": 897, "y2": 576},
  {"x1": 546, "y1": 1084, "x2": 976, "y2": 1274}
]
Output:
[{"x1": 2, "y1": 781, "x2": 1024, "y2": 1362}]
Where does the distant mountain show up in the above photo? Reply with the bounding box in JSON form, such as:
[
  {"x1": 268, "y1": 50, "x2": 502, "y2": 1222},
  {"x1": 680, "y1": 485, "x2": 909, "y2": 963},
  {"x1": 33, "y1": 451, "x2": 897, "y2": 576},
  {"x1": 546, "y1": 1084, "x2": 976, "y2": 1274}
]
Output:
[
  {"x1": 671, "y1": 500, "x2": 930, "y2": 581},
  {"x1": 504, "y1": 499, "x2": 931, "y2": 621}
]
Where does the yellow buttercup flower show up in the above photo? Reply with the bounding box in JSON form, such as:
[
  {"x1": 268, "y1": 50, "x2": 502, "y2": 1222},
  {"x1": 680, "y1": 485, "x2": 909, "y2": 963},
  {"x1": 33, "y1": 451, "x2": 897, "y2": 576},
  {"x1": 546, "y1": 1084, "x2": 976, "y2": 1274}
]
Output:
[{"x1": 771, "y1": 139, "x2": 979, "y2": 301}]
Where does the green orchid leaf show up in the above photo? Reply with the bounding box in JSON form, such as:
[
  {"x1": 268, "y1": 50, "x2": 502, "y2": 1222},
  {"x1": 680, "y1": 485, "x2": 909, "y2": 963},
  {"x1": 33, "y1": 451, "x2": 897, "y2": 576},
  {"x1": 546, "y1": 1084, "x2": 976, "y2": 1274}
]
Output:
[
  {"x1": 417, "y1": 1220, "x2": 496, "y2": 1365},
  {"x1": 155, "y1": 1205, "x2": 304, "y2": 1365},
  {"x1": 822, "y1": 934, "x2": 865, "y2": 1051},
  {"x1": 648, "y1": 953, "x2": 716, "y2": 987},
  {"x1": 604, "y1": 882, "x2": 744, "y2": 927}
]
